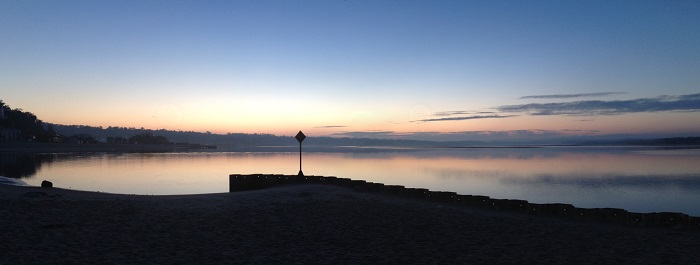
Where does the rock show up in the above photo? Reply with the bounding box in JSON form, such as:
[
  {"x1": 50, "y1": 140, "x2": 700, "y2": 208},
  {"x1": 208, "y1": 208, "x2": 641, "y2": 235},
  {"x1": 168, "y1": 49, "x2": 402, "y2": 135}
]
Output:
[{"x1": 41, "y1": 180, "x2": 53, "y2": 188}]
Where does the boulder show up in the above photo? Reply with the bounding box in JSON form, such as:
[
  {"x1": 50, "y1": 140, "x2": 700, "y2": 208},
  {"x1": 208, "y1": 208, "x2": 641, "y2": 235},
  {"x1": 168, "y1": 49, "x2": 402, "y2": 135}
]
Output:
[{"x1": 41, "y1": 180, "x2": 53, "y2": 188}]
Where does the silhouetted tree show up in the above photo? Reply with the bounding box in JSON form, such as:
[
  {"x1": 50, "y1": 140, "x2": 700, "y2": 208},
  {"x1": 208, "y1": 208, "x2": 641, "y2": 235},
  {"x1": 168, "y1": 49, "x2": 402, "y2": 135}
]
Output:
[{"x1": 0, "y1": 100, "x2": 55, "y2": 142}]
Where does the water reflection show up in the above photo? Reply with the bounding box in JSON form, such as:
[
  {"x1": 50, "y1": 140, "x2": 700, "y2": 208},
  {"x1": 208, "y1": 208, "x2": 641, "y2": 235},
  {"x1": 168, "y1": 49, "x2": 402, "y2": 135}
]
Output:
[
  {"x1": 1, "y1": 147, "x2": 699, "y2": 215},
  {"x1": 504, "y1": 174, "x2": 700, "y2": 189},
  {"x1": 0, "y1": 153, "x2": 56, "y2": 178}
]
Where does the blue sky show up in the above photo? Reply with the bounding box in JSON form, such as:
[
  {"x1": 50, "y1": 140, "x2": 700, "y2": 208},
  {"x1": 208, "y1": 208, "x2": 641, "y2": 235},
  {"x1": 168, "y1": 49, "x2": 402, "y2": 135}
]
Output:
[{"x1": 1, "y1": 0, "x2": 699, "y2": 141}]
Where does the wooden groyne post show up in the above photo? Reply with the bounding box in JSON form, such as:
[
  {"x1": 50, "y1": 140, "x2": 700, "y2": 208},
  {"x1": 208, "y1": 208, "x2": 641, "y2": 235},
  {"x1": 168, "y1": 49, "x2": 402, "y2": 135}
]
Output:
[{"x1": 228, "y1": 173, "x2": 700, "y2": 230}]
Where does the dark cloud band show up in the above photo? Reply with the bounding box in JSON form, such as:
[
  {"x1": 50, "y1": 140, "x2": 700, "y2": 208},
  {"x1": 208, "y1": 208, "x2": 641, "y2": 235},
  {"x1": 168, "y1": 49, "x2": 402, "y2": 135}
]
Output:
[
  {"x1": 415, "y1": 115, "x2": 516, "y2": 123},
  {"x1": 433, "y1": 111, "x2": 496, "y2": 117},
  {"x1": 500, "y1": 93, "x2": 700, "y2": 115},
  {"x1": 519, "y1": 92, "x2": 625, "y2": 99}
]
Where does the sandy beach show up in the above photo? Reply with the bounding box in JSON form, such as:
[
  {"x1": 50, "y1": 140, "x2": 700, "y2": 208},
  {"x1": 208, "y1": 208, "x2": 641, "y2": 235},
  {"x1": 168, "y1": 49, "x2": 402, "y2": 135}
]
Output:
[{"x1": 1, "y1": 184, "x2": 698, "y2": 264}]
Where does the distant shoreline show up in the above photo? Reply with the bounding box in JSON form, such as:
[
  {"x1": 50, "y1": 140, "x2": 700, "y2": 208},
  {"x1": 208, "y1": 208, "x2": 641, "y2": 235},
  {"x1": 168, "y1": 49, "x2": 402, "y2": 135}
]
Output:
[
  {"x1": 3, "y1": 141, "x2": 700, "y2": 154},
  {"x1": 0, "y1": 142, "x2": 215, "y2": 153}
]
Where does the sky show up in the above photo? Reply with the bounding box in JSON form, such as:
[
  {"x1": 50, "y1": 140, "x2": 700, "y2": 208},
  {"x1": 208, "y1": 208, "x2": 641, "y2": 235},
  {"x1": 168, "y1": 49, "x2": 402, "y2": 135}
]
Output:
[{"x1": 1, "y1": 0, "x2": 699, "y2": 141}]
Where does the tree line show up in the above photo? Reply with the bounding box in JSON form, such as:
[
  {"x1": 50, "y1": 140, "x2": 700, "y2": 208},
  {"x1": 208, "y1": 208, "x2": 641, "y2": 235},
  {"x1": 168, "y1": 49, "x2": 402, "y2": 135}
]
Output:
[
  {"x1": 1, "y1": 100, "x2": 171, "y2": 144},
  {"x1": 1, "y1": 100, "x2": 57, "y2": 142}
]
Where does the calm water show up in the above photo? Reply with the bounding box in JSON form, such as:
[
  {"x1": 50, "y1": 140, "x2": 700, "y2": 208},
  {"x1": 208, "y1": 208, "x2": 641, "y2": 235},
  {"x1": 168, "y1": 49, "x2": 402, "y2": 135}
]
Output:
[{"x1": 2, "y1": 146, "x2": 700, "y2": 215}]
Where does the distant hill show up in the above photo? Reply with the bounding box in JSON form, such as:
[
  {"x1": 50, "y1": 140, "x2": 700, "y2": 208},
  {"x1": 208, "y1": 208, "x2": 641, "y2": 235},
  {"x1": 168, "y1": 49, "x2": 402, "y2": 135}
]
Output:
[
  {"x1": 49, "y1": 124, "x2": 700, "y2": 149},
  {"x1": 50, "y1": 124, "x2": 292, "y2": 146},
  {"x1": 576, "y1": 137, "x2": 700, "y2": 146},
  {"x1": 48, "y1": 124, "x2": 447, "y2": 148}
]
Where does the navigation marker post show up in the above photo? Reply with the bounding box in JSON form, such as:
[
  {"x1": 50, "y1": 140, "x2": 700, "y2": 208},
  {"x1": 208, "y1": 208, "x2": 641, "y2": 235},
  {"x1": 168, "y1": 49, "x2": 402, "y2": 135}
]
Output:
[{"x1": 295, "y1": 131, "x2": 306, "y2": 176}]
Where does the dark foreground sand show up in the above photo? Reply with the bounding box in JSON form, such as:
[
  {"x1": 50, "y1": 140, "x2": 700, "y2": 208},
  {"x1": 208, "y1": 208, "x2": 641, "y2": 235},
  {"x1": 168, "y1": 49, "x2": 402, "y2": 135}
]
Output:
[{"x1": 1, "y1": 184, "x2": 698, "y2": 264}]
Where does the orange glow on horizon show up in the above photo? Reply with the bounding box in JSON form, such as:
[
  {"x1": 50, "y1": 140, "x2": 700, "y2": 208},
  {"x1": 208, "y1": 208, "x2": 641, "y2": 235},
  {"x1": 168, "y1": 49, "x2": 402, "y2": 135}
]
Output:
[{"x1": 21, "y1": 98, "x2": 700, "y2": 139}]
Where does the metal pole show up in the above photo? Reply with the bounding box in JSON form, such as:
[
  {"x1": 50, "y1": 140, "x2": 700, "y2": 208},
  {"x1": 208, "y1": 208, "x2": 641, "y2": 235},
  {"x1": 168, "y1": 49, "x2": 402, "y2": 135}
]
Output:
[{"x1": 298, "y1": 142, "x2": 303, "y2": 176}]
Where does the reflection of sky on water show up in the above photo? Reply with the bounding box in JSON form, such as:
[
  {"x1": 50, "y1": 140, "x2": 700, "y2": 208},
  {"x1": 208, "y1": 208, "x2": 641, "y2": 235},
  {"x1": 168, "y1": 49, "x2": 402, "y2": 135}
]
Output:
[
  {"x1": 408, "y1": 148, "x2": 700, "y2": 214},
  {"x1": 4, "y1": 146, "x2": 700, "y2": 215},
  {"x1": 498, "y1": 173, "x2": 700, "y2": 214},
  {"x1": 504, "y1": 174, "x2": 700, "y2": 189}
]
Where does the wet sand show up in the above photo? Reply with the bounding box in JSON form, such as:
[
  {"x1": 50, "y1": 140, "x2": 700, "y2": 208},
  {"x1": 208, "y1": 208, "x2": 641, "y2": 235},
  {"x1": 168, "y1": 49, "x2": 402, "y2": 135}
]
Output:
[{"x1": 1, "y1": 184, "x2": 698, "y2": 264}]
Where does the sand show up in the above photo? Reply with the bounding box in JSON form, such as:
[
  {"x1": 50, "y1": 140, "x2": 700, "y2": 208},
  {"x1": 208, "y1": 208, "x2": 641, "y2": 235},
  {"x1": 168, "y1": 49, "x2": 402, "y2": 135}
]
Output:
[{"x1": 1, "y1": 184, "x2": 698, "y2": 264}]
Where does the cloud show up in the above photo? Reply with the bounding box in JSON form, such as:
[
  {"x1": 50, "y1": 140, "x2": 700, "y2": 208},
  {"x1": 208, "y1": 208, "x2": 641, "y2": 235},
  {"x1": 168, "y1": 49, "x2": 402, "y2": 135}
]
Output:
[
  {"x1": 330, "y1": 131, "x2": 402, "y2": 139},
  {"x1": 314, "y1": 125, "x2": 347, "y2": 129},
  {"x1": 433, "y1": 111, "x2": 496, "y2": 117},
  {"x1": 499, "y1": 93, "x2": 700, "y2": 116},
  {"x1": 519, "y1": 92, "x2": 625, "y2": 99},
  {"x1": 414, "y1": 114, "x2": 517, "y2": 123}
]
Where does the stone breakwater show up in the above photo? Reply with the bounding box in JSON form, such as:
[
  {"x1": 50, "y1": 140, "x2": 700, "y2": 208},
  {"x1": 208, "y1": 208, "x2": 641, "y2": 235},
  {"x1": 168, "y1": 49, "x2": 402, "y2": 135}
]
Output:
[{"x1": 230, "y1": 174, "x2": 699, "y2": 230}]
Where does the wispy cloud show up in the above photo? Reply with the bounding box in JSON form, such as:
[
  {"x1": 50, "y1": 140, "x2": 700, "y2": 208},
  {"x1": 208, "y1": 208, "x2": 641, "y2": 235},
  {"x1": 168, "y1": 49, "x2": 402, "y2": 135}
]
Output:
[
  {"x1": 499, "y1": 93, "x2": 700, "y2": 116},
  {"x1": 433, "y1": 111, "x2": 496, "y2": 117},
  {"x1": 314, "y1": 125, "x2": 347, "y2": 129},
  {"x1": 519, "y1": 92, "x2": 625, "y2": 99},
  {"x1": 414, "y1": 114, "x2": 516, "y2": 123},
  {"x1": 330, "y1": 131, "x2": 402, "y2": 139}
]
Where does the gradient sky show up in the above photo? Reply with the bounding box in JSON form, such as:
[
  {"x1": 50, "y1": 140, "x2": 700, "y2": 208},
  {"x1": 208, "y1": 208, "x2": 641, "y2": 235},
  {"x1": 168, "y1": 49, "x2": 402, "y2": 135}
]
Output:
[{"x1": 2, "y1": 1, "x2": 699, "y2": 141}]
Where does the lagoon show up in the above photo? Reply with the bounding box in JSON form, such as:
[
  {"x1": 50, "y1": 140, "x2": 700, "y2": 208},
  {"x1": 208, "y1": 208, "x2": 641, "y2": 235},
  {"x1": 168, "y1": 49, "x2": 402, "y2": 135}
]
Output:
[{"x1": 3, "y1": 146, "x2": 700, "y2": 215}]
